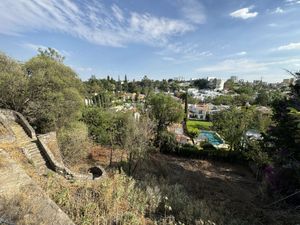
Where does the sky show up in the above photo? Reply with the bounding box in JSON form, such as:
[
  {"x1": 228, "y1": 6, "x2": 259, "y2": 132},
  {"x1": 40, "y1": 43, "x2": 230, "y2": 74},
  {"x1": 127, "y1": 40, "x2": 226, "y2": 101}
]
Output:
[{"x1": 0, "y1": 0, "x2": 300, "y2": 82}]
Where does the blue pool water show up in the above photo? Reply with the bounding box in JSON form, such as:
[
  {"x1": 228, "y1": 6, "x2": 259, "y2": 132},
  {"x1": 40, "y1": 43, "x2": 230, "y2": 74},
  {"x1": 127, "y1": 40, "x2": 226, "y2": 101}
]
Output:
[{"x1": 198, "y1": 130, "x2": 224, "y2": 145}]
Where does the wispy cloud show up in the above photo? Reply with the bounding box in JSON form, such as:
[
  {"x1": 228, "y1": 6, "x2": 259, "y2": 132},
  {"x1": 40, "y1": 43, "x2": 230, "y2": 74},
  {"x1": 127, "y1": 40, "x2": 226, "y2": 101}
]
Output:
[
  {"x1": 197, "y1": 59, "x2": 266, "y2": 73},
  {"x1": 273, "y1": 7, "x2": 285, "y2": 14},
  {"x1": 111, "y1": 4, "x2": 124, "y2": 22},
  {"x1": 162, "y1": 57, "x2": 175, "y2": 61},
  {"x1": 268, "y1": 23, "x2": 278, "y2": 27},
  {"x1": 22, "y1": 43, "x2": 71, "y2": 57},
  {"x1": 129, "y1": 13, "x2": 193, "y2": 44},
  {"x1": 196, "y1": 58, "x2": 300, "y2": 73},
  {"x1": 0, "y1": 0, "x2": 194, "y2": 47},
  {"x1": 285, "y1": 0, "x2": 300, "y2": 5},
  {"x1": 230, "y1": 7, "x2": 258, "y2": 20},
  {"x1": 235, "y1": 51, "x2": 247, "y2": 56},
  {"x1": 177, "y1": 0, "x2": 206, "y2": 24},
  {"x1": 276, "y1": 42, "x2": 300, "y2": 50},
  {"x1": 157, "y1": 42, "x2": 212, "y2": 62}
]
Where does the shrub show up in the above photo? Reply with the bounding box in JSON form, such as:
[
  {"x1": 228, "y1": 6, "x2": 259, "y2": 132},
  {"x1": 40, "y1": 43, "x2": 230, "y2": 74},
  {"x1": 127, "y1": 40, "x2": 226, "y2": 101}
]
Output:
[
  {"x1": 158, "y1": 131, "x2": 179, "y2": 153},
  {"x1": 57, "y1": 121, "x2": 90, "y2": 165},
  {"x1": 45, "y1": 171, "x2": 161, "y2": 225}
]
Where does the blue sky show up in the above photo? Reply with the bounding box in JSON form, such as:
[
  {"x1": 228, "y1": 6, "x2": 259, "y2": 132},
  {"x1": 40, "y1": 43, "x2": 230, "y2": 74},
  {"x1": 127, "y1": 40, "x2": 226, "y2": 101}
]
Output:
[{"x1": 0, "y1": 0, "x2": 300, "y2": 82}]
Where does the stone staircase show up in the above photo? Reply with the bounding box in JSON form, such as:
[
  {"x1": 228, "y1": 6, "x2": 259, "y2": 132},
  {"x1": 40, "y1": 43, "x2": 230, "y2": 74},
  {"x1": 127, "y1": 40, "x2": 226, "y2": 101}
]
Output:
[{"x1": 9, "y1": 121, "x2": 48, "y2": 175}]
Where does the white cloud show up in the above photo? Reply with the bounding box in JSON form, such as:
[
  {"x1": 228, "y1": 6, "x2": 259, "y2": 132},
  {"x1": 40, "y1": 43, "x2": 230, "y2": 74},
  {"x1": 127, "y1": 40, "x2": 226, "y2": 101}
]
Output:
[
  {"x1": 196, "y1": 59, "x2": 267, "y2": 73},
  {"x1": 111, "y1": 4, "x2": 124, "y2": 22},
  {"x1": 177, "y1": 0, "x2": 206, "y2": 24},
  {"x1": 157, "y1": 42, "x2": 212, "y2": 62},
  {"x1": 276, "y1": 42, "x2": 300, "y2": 50},
  {"x1": 0, "y1": 0, "x2": 194, "y2": 47},
  {"x1": 162, "y1": 57, "x2": 175, "y2": 61},
  {"x1": 268, "y1": 23, "x2": 278, "y2": 27},
  {"x1": 273, "y1": 7, "x2": 284, "y2": 14},
  {"x1": 235, "y1": 51, "x2": 247, "y2": 56},
  {"x1": 285, "y1": 0, "x2": 300, "y2": 5},
  {"x1": 129, "y1": 13, "x2": 194, "y2": 44},
  {"x1": 196, "y1": 58, "x2": 300, "y2": 75},
  {"x1": 230, "y1": 7, "x2": 258, "y2": 19}
]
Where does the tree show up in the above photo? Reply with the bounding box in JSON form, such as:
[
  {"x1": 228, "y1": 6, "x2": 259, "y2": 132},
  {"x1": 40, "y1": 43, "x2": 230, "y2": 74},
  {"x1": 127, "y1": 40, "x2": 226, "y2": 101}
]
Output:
[
  {"x1": 233, "y1": 93, "x2": 254, "y2": 106},
  {"x1": 25, "y1": 53, "x2": 84, "y2": 133},
  {"x1": 224, "y1": 79, "x2": 235, "y2": 90},
  {"x1": 256, "y1": 89, "x2": 270, "y2": 106},
  {"x1": 212, "y1": 95, "x2": 234, "y2": 105},
  {"x1": 159, "y1": 79, "x2": 169, "y2": 92},
  {"x1": 212, "y1": 107, "x2": 253, "y2": 150},
  {"x1": 123, "y1": 75, "x2": 128, "y2": 92},
  {"x1": 116, "y1": 75, "x2": 122, "y2": 93},
  {"x1": 264, "y1": 71, "x2": 300, "y2": 194},
  {"x1": 82, "y1": 107, "x2": 114, "y2": 145},
  {"x1": 38, "y1": 47, "x2": 65, "y2": 62},
  {"x1": 123, "y1": 116, "x2": 154, "y2": 175},
  {"x1": 186, "y1": 127, "x2": 198, "y2": 144},
  {"x1": 269, "y1": 72, "x2": 300, "y2": 163},
  {"x1": 147, "y1": 94, "x2": 184, "y2": 142},
  {"x1": 141, "y1": 76, "x2": 154, "y2": 95},
  {"x1": 85, "y1": 75, "x2": 103, "y2": 96},
  {"x1": 0, "y1": 53, "x2": 29, "y2": 112},
  {"x1": 193, "y1": 79, "x2": 209, "y2": 90}
]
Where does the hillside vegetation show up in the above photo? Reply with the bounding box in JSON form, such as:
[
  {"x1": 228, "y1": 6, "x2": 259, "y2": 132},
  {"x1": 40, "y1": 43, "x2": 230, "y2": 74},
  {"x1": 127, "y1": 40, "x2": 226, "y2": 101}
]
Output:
[{"x1": 0, "y1": 49, "x2": 299, "y2": 225}]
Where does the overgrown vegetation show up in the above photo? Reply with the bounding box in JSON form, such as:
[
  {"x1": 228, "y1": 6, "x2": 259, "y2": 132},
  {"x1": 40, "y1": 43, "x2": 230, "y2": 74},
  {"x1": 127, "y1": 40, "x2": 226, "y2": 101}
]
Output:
[
  {"x1": 1, "y1": 49, "x2": 300, "y2": 225},
  {"x1": 57, "y1": 121, "x2": 90, "y2": 165}
]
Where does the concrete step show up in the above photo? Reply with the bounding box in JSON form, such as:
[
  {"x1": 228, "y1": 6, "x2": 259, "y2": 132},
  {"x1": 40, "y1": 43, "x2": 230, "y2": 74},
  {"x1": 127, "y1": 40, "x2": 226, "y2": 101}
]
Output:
[
  {"x1": 9, "y1": 122, "x2": 49, "y2": 174},
  {"x1": 28, "y1": 152, "x2": 42, "y2": 158},
  {"x1": 26, "y1": 144, "x2": 39, "y2": 149},
  {"x1": 26, "y1": 147, "x2": 38, "y2": 151},
  {"x1": 31, "y1": 154, "x2": 44, "y2": 161},
  {"x1": 27, "y1": 149, "x2": 39, "y2": 155},
  {"x1": 33, "y1": 160, "x2": 46, "y2": 167}
]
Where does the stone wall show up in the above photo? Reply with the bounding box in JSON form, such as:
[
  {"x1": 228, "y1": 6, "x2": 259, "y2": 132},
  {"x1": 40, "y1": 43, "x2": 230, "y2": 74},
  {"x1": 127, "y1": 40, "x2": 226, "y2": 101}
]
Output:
[
  {"x1": 0, "y1": 109, "x2": 36, "y2": 139},
  {"x1": 37, "y1": 133, "x2": 105, "y2": 180},
  {"x1": 38, "y1": 132, "x2": 64, "y2": 165},
  {"x1": 0, "y1": 108, "x2": 105, "y2": 181}
]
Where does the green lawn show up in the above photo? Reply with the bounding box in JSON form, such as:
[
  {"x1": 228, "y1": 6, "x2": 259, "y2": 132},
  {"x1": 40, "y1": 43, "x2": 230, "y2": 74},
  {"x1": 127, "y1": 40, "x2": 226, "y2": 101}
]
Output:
[{"x1": 186, "y1": 120, "x2": 213, "y2": 131}]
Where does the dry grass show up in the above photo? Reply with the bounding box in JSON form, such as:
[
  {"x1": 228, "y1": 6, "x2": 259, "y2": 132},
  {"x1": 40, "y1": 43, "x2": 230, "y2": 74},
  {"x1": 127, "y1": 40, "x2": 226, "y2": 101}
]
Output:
[
  {"x1": 0, "y1": 123, "x2": 9, "y2": 136},
  {"x1": 2, "y1": 140, "x2": 299, "y2": 225},
  {"x1": 0, "y1": 191, "x2": 44, "y2": 225},
  {"x1": 134, "y1": 153, "x2": 300, "y2": 225},
  {"x1": 89, "y1": 145, "x2": 126, "y2": 167},
  {"x1": 40, "y1": 171, "x2": 160, "y2": 225}
]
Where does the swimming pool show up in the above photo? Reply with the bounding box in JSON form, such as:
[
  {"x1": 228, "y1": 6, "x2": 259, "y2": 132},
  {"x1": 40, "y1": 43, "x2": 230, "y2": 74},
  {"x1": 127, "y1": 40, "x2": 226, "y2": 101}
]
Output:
[{"x1": 198, "y1": 130, "x2": 224, "y2": 145}]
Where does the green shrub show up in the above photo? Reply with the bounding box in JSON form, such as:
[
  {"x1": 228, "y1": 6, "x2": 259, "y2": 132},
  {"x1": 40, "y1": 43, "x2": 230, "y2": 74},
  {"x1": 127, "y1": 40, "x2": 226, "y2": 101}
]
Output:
[
  {"x1": 159, "y1": 131, "x2": 179, "y2": 154},
  {"x1": 171, "y1": 144, "x2": 245, "y2": 163},
  {"x1": 57, "y1": 121, "x2": 90, "y2": 165}
]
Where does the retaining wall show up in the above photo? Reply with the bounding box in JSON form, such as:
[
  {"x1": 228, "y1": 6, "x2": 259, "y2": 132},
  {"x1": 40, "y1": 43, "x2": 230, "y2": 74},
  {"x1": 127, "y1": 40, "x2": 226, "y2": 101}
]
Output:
[
  {"x1": 0, "y1": 109, "x2": 36, "y2": 139},
  {"x1": 37, "y1": 133, "x2": 105, "y2": 180}
]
